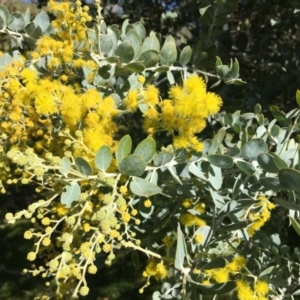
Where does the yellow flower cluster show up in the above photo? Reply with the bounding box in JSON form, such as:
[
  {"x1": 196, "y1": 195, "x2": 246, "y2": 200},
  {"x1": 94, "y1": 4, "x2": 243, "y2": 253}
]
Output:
[
  {"x1": 142, "y1": 75, "x2": 222, "y2": 151},
  {"x1": 236, "y1": 279, "x2": 269, "y2": 300},
  {"x1": 247, "y1": 195, "x2": 276, "y2": 237},
  {"x1": 179, "y1": 199, "x2": 206, "y2": 227},
  {"x1": 204, "y1": 256, "x2": 246, "y2": 284},
  {"x1": 142, "y1": 260, "x2": 168, "y2": 280}
]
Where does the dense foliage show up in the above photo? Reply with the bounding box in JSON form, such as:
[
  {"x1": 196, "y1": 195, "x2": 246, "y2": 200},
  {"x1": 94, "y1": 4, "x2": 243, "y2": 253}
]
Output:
[{"x1": 1, "y1": 0, "x2": 300, "y2": 300}]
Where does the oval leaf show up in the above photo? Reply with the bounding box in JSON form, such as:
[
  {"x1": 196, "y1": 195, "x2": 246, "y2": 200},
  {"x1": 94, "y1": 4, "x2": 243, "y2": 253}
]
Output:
[
  {"x1": 241, "y1": 139, "x2": 268, "y2": 161},
  {"x1": 179, "y1": 45, "x2": 192, "y2": 66},
  {"x1": 235, "y1": 160, "x2": 256, "y2": 176},
  {"x1": 259, "y1": 177, "x2": 281, "y2": 190},
  {"x1": 116, "y1": 135, "x2": 132, "y2": 163},
  {"x1": 59, "y1": 157, "x2": 71, "y2": 177},
  {"x1": 95, "y1": 145, "x2": 112, "y2": 171},
  {"x1": 208, "y1": 154, "x2": 234, "y2": 169},
  {"x1": 160, "y1": 35, "x2": 177, "y2": 66},
  {"x1": 61, "y1": 182, "x2": 81, "y2": 208},
  {"x1": 142, "y1": 34, "x2": 160, "y2": 52},
  {"x1": 139, "y1": 50, "x2": 160, "y2": 68},
  {"x1": 257, "y1": 153, "x2": 278, "y2": 173},
  {"x1": 75, "y1": 157, "x2": 93, "y2": 176},
  {"x1": 8, "y1": 12, "x2": 25, "y2": 32},
  {"x1": 118, "y1": 154, "x2": 146, "y2": 176},
  {"x1": 154, "y1": 152, "x2": 173, "y2": 166},
  {"x1": 274, "y1": 154, "x2": 287, "y2": 170},
  {"x1": 134, "y1": 138, "x2": 156, "y2": 162},
  {"x1": 115, "y1": 41, "x2": 134, "y2": 63},
  {"x1": 279, "y1": 168, "x2": 300, "y2": 194},
  {"x1": 130, "y1": 176, "x2": 162, "y2": 197}
]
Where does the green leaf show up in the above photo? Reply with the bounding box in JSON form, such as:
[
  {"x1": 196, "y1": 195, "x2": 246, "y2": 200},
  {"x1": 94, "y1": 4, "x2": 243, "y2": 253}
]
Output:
[
  {"x1": 257, "y1": 153, "x2": 279, "y2": 173},
  {"x1": 175, "y1": 223, "x2": 185, "y2": 270},
  {"x1": 130, "y1": 176, "x2": 162, "y2": 197},
  {"x1": 179, "y1": 45, "x2": 192, "y2": 66},
  {"x1": 273, "y1": 154, "x2": 287, "y2": 170},
  {"x1": 23, "y1": 8, "x2": 30, "y2": 24},
  {"x1": 139, "y1": 50, "x2": 160, "y2": 68},
  {"x1": 240, "y1": 139, "x2": 268, "y2": 161},
  {"x1": 33, "y1": 11, "x2": 50, "y2": 32},
  {"x1": 208, "y1": 154, "x2": 234, "y2": 169},
  {"x1": 100, "y1": 34, "x2": 114, "y2": 54},
  {"x1": 209, "y1": 187, "x2": 225, "y2": 208},
  {"x1": 235, "y1": 160, "x2": 256, "y2": 176},
  {"x1": 142, "y1": 33, "x2": 160, "y2": 52},
  {"x1": 167, "y1": 70, "x2": 175, "y2": 84},
  {"x1": 208, "y1": 165, "x2": 222, "y2": 190},
  {"x1": 131, "y1": 250, "x2": 140, "y2": 270},
  {"x1": 0, "y1": 53, "x2": 13, "y2": 68},
  {"x1": 115, "y1": 62, "x2": 145, "y2": 76},
  {"x1": 224, "y1": 78, "x2": 246, "y2": 85},
  {"x1": 270, "y1": 105, "x2": 292, "y2": 126},
  {"x1": 209, "y1": 128, "x2": 226, "y2": 154},
  {"x1": 75, "y1": 157, "x2": 93, "y2": 176},
  {"x1": 289, "y1": 216, "x2": 300, "y2": 236},
  {"x1": 160, "y1": 35, "x2": 177, "y2": 66},
  {"x1": 154, "y1": 152, "x2": 173, "y2": 166},
  {"x1": 8, "y1": 12, "x2": 25, "y2": 32},
  {"x1": 199, "y1": 5, "x2": 211, "y2": 16},
  {"x1": 216, "y1": 65, "x2": 230, "y2": 77},
  {"x1": 279, "y1": 168, "x2": 300, "y2": 194},
  {"x1": 215, "y1": 56, "x2": 222, "y2": 68},
  {"x1": 296, "y1": 90, "x2": 300, "y2": 107},
  {"x1": 133, "y1": 22, "x2": 146, "y2": 41},
  {"x1": 270, "y1": 124, "x2": 280, "y2": 137},
  {"x1": 259, "y1": 177, "x2": 281, "y2": 190},
  {"x1": 202, "y1": 257, "x2": 226, "y2": 270},
  {"x1": 254, "y1": 103, "x2": 261, "y2": 114},
  {"x1": 95, "y1": 145, "x2": 112, "y2": 171},
  {"x1": 61, "y1": 182, "x2": 81, "y2": 208},
  {"x1": 59, "y1": 157, "x2": 71, "y2": 177},
  {"x1": 153, "y1": 65, "x2": 170, "y2": 72},
  {"x1": 221, "y1": 221, "x2": 249, "y2": 231},
  {"x1": 229, "y1": 58, "x2": 239, "y2": 78},
  {"x1": 259, "y1": 266, "x2": 274, "y2": 277},
  {"x1": 24, "y1": 22, "x2": 42, "y2": 39},
  {"x1": 0, "y1": 5, "x2": 10, "y2": 28},
  {"x1": 126, "y1": 61, "x2": 145, "y2": 73},
  {"x1": 134, "y1": 138, "x2": 156, "y2": 162},
  {"x1": 116, "y1": 135, "x2": 132, "y2": 163},
  {"x1": 168, "y1": 166, "x2": 182, "y2": 184},
  {"x1": 121, "y1": 19, "x2": 130, "y2": 37},
  {"x1": 124, "y1": 29, "x2": 142, "y2": 60},
  {"x1": 273, "y1": 197, "x2": 300, "y2": 211},
  {"x1": 118, "y1": 154, "x2": 146, "y2": 176},
  {"x1": 115, "y1": 42, "x2": 134, "y2": 63},
  {"x1": 152, "y1": 291, "x2": 161, "y2": 300}
]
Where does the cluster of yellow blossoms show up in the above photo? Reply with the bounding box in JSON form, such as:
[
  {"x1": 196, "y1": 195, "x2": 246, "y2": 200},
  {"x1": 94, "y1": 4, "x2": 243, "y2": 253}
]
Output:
[
  {"x1": 247, "y1": 195, "x2": 276, "y2": 237},
  {"x1": 236, "y1": 279, "x2": 270, "y2": 300},
  {"x1": 123, "y1": 74, "x2": 223, "y2": 151}
]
